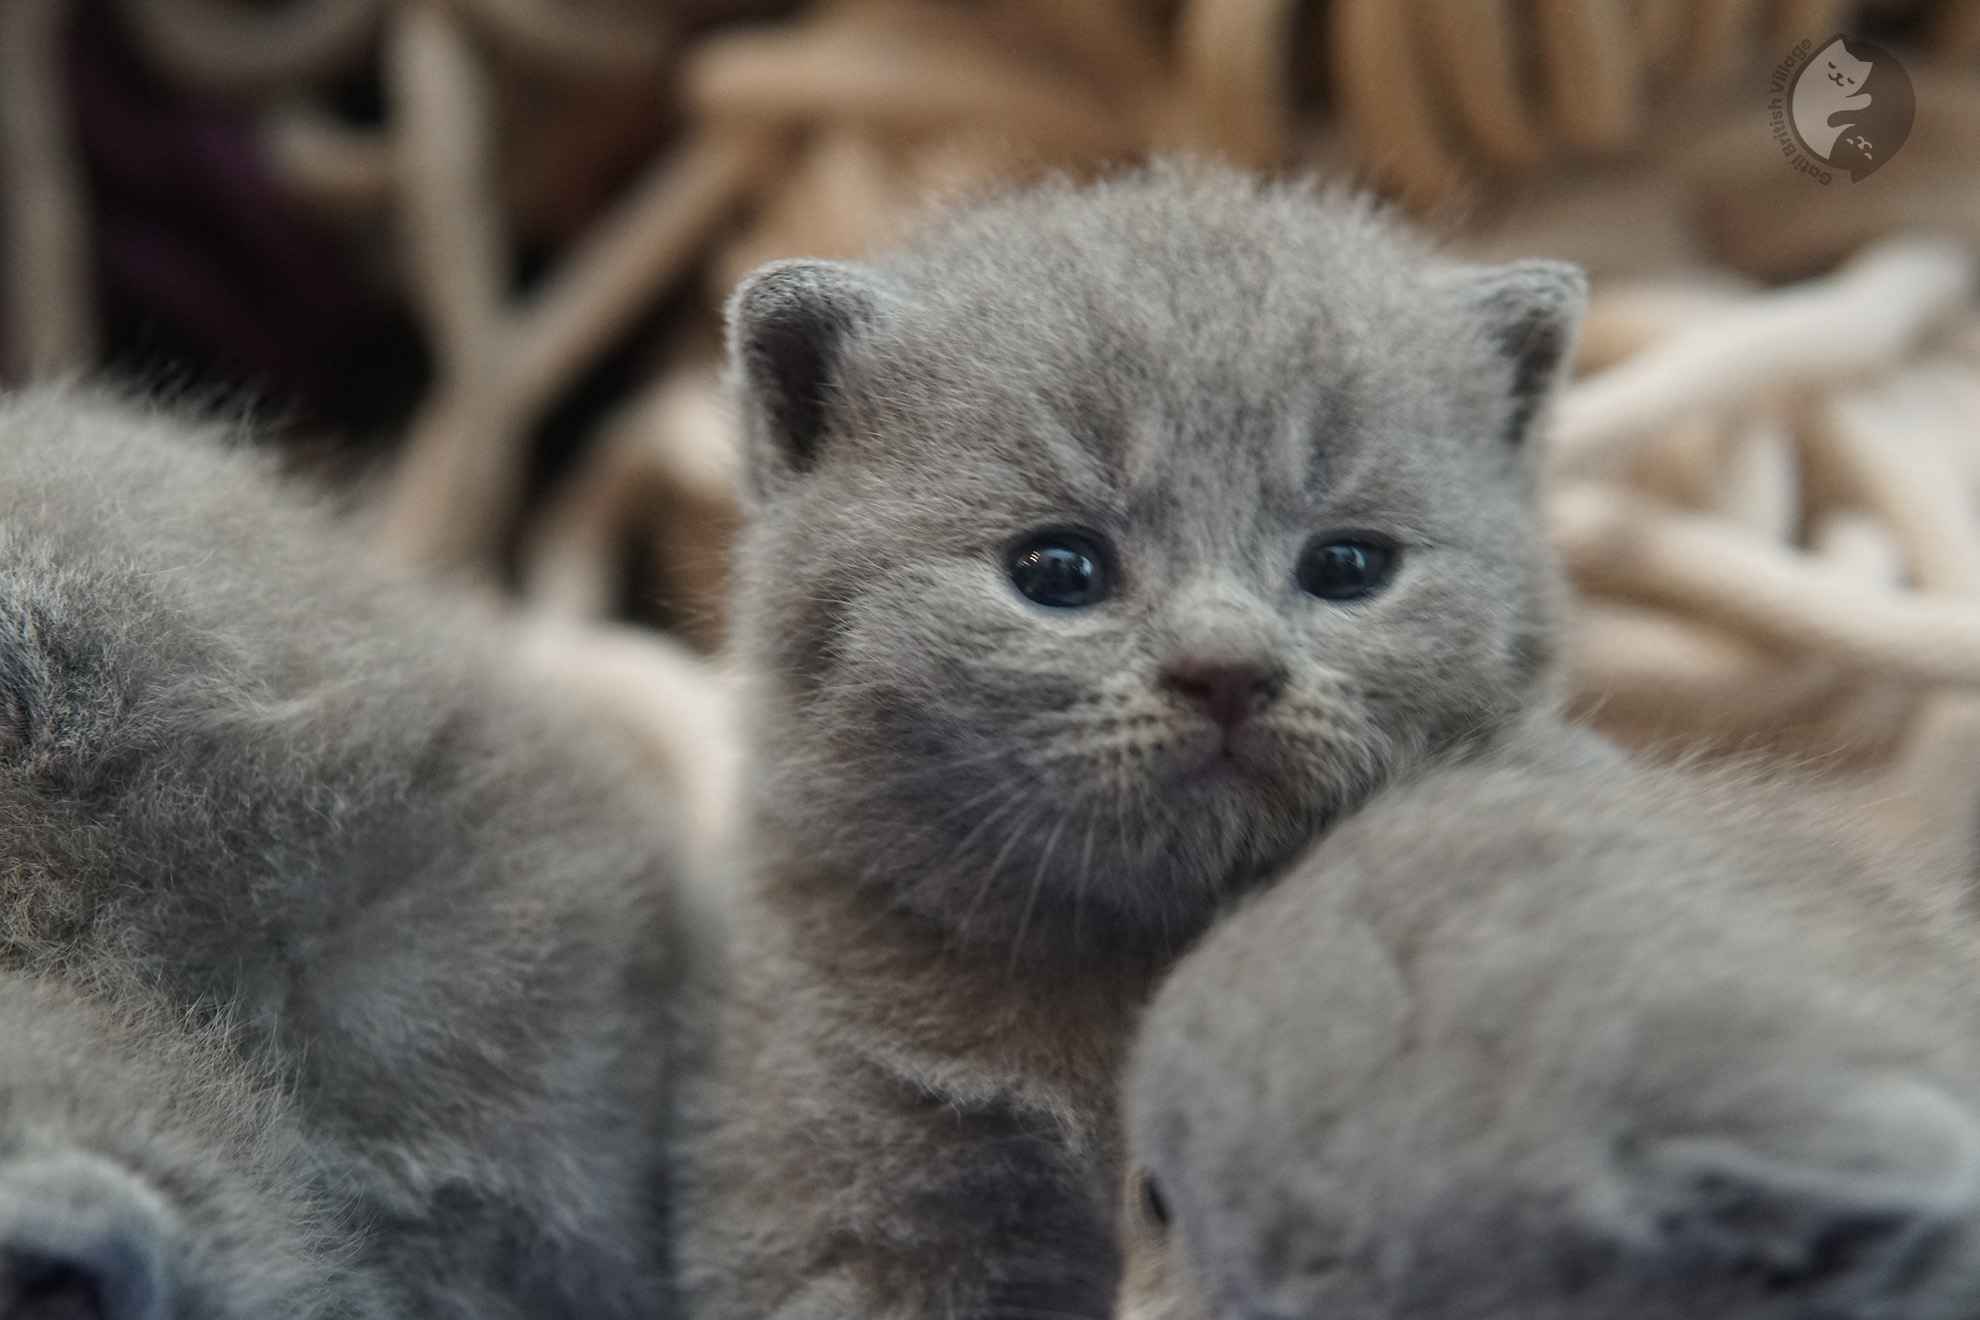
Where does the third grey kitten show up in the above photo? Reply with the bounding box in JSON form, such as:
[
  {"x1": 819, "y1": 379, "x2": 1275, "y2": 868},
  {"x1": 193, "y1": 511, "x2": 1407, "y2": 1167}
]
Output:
[
  {"x1": 683, "y1": 165, "x2": 1586, "y2": 1320},
  {"x1": 1127, "y1": 719, "x2": 1980, "y2": 1320}
]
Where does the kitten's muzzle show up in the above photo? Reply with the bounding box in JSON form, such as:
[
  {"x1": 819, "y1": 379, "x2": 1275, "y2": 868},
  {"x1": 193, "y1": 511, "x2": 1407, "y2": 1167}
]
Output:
[{"x1": 1161, "y1": 660, "x2": 1285, "y2": 736}]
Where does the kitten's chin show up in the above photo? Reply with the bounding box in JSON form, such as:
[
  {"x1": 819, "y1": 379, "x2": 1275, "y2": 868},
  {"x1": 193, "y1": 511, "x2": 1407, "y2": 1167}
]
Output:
[{"x1": 1162, "y1": 724, "x2": 1289, "y2": 795}]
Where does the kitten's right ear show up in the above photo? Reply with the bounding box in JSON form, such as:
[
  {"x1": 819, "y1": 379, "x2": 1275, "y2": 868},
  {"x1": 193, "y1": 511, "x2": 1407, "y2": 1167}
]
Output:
[
  {"x1": 726, "y1": 259, "x2": 884, "y2": 495},
  {"x1": 1459, "y1": 259, "x2": 1587, "y2": 447}
]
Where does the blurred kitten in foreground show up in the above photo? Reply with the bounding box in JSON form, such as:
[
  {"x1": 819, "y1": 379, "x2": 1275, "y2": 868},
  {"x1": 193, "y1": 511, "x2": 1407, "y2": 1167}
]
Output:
[
  {"x1": 0, "y1": 386, "x2": 715, "y2": 1319},
  {"x1": 1128, "y1": 716, "x2": 1980, "y2": 1320}
]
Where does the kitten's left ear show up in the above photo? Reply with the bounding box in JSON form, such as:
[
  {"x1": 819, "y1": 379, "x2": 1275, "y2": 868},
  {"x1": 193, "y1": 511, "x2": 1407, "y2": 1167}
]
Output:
[{"x1": 1461, "y1": 259, "x2": 1587, "y2": 446}]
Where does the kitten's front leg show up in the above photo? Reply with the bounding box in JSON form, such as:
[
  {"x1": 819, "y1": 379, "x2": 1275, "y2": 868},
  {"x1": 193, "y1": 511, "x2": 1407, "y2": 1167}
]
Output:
[{"x1": 685, "y1": 1008, "x2": 1123, "y2": 1320}]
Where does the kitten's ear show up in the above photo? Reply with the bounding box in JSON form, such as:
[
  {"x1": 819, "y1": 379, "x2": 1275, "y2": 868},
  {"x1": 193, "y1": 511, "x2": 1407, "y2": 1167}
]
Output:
[
  {"x1": 1632, "y1": 1083, "x2": 1980, "y2": 1302},
  {"x1": 1460, "y1": 259, "x2": 1587, "y2": 446},
  {"x1": 726, "y1": 258, "x2": 885, "y2": 495}
]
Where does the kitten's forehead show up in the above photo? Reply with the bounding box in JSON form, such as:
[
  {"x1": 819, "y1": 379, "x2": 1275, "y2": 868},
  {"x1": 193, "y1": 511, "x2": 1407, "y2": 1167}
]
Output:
[
  {"x1": 854, "y1": 175, "x2": 1485, "y2": 504},
  {"x1": 862, "y1": 270, "x2": 1472, "y2": 535}
]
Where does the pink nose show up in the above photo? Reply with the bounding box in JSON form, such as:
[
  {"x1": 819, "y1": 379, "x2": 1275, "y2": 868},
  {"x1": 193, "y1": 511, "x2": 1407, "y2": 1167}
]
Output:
[{"x1": 1161, "y1": 660, "x2": 1284, "y2": 729}]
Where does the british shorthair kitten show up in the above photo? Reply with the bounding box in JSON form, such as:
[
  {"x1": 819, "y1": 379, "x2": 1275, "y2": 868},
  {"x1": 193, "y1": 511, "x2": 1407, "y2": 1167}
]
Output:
[{"x1": 683, "y1": 164, "x2": 1585, "y2": 1320}]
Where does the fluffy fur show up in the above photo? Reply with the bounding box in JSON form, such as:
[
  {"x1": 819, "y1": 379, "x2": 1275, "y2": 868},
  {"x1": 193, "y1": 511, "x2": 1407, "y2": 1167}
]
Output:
[
  {"x1": 0, "y1": 387, "x2": 710, "y2": 1318},
  {"x1": 1127, "y1": 717, "x2": 1980, "y2": 1320},
  {"x1": 684, "y1": 165, "x2": 1586, "y2": 1319}
]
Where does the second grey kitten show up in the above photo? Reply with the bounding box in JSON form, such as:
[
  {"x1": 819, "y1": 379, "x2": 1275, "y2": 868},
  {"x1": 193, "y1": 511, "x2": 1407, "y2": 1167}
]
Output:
[
  {"x1": 0, "y1": 388, "x2": 709, "y2": 1318},
  {"x1": 684, "y1": 165, "x2": 1586, "y2": 1320}
]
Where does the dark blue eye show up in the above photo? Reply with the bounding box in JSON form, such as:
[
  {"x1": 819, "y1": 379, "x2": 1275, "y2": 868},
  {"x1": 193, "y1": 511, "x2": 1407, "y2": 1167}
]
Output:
[
  {"x1": 1296, "y1": 535, "x2": 1398, "y2": 601},
  {"x1": 1009, "y1": 531, "x2": 1110, "y2": 609}
]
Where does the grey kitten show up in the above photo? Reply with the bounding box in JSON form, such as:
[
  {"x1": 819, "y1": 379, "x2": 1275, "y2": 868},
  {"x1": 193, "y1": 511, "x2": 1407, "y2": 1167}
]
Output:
[
  {"x1": 0, "y1": 387, "x2": 712, "y2": 1318},
  {"x1": 1127, "y1": 717, "x2": 1980, "y2": 1320},
  {"x1": 683, "y1": 165, "x2": 1586, "y2": 1320}
]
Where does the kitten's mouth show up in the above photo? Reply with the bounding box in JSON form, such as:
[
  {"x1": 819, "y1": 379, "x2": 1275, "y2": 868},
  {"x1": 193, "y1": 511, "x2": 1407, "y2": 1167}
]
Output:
[{"x1": 1175, "y1": 723, "x2": 1265, "y2": 778}]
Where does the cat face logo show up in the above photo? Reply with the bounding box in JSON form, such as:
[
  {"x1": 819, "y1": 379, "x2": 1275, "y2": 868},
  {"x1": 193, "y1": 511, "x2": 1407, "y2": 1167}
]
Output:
[{"x1": 1785, "y1": 35, "x2": 1913, "y2": 181}]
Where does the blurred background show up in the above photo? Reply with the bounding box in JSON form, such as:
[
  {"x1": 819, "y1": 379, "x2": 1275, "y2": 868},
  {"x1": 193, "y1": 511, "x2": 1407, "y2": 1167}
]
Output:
[{"x1": 4, "y1": 0, "x2": 1980, "y2": 834}]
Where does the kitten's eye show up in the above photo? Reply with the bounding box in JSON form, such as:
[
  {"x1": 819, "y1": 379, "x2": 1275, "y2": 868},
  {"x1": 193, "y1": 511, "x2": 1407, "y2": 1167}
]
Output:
[
  {"x1": 1296, "y1": 534, "x2": 1398, "y2": 601},
  {"x1": 1141, "y1": 1175, "x2": 1171, "y2": 1229},
  {"x1": 1009, "y1": 531, "x2": 1110, "y2": 609}
]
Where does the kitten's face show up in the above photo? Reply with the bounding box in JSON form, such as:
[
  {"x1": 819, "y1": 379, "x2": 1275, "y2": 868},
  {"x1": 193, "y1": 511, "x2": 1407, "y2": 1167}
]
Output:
[{"x1": 729, "y1": 173, "x2": 1580, "y2": 949}]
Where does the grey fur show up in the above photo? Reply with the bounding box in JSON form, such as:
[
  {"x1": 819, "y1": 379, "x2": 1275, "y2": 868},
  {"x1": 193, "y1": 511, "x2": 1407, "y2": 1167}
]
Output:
[
  {"x1": 1127, "y1": 717, "x2": 1980, "y2": 1320},
  {"x1": 685, "y1": 165, "x2": 1587, "y2": 1320},
  {"x1": 0, "y1": 387, "x2": 709, "y2": 1318}
]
